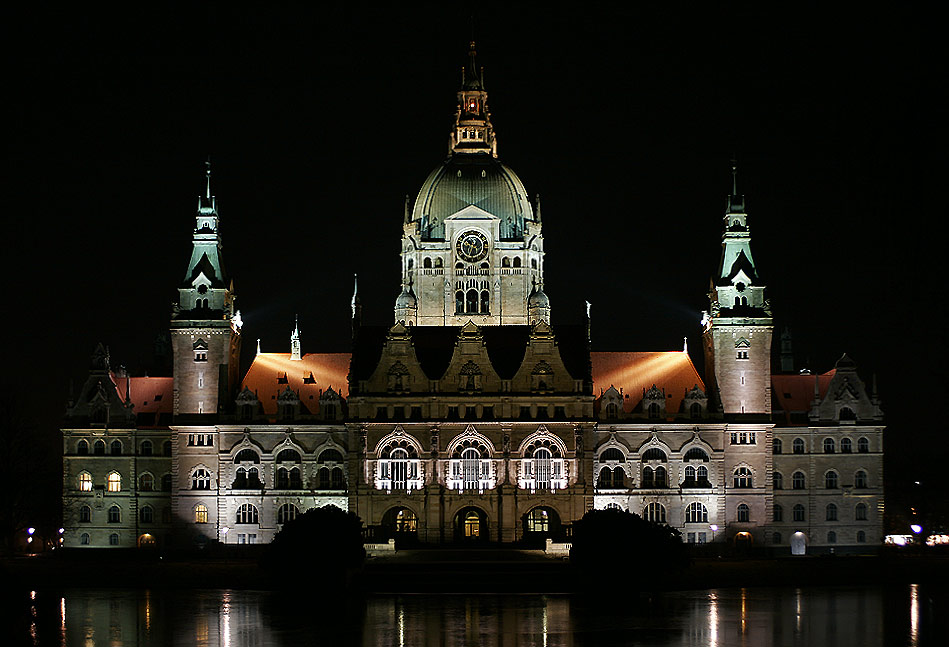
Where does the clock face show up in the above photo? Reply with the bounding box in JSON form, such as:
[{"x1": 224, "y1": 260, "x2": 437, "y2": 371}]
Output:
[{"x1": 456, "y1": 230, "x2": 489, "y2": 263}]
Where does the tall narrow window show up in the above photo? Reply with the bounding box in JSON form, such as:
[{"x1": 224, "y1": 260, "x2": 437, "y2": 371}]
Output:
[
  {"x1": 534, "y1": 448, "x2": 552, "y2": 490},
  {"x1": 391, "y1": 448, "x2": 409, "y2": 490},
  {"x1": 644, "y1": 502, "x2": 666, "y2": 523},
  {"x1": 455, "y1": 291, "x2": 464, "y2": 314},
  {"x1": 854, "y1": 470, "x2": 868, "y2": 488},
  {"x1": 792, "y1": 471, "x2": 806, "y2": 489},
  {"x1": 107, "y1": 472, "x2": 121, "y2": 492},
  {"x1": 462, "y1": 448, "x2": 480, "y2": 490},
  {"x1": 194, "y1": 504, "x2": 208, "y2": 524},
  {"x1": 77, "y1": 440, "x2": 89, "y2": 455},
  {"x1": 108, "y1": 505, "x2": 121, "y2": 523},
  {"x1": 480, "y1": 290, "x2": 490, "y2": 313},
  {"x1": 466, "y1": 289, "x2": 478, "y2": 313},
  {"x1": 79, "y1": 472, "x2": 93, "y2": 492},
  {"x1": 825, "y1": 471, "x2": 838, "y2": 489},
  {"x1": 737, "y1": 504, "x2": 750, "y2": 522}
]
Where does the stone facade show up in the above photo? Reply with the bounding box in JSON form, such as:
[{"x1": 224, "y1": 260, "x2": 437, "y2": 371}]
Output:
[{"x1": 61, "y1": 45, "x2": 884, "y2": 554}]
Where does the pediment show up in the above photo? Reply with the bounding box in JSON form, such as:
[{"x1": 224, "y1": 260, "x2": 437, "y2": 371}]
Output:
[
  {"x1": 444, "y1": 205, "x2": 499, "y2": 221},
  {"x1": 730, "y1": 269, "x2": 753, "y2": 287}
]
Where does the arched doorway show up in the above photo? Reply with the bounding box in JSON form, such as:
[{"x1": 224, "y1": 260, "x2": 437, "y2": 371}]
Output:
[
  {"x1": 381, "y1": 507, "x2": 419, "y2": 546},
  {"x1": 791, "y1": 531, "x2": 807, "y2": 556},
  {"x1": 522, "y1": 507, "x2": 562, "y2": 543},
  {"x1": 454, "y1": 507, "x2": 487, "y2": 542},
  {"x1": 734, "y1": 531, "x2": 753, "y2": 553},
  {"x1": 138, "y1": 533, "x2": 157, "y2": 548}
]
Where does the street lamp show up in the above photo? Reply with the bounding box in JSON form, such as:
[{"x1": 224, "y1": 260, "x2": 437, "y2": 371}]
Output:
[{"x1": 910, "y1": 524, "x2": 922, "y2": 534}]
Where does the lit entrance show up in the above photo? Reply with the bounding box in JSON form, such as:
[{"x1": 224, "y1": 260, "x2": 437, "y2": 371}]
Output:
[
  {"x1": 138, "y1": 533, "x2": 156, "y2": 548},
  {"x1": 454, "y1": 507, "x2": 487, "y2": 542},
  {"x1": 791, "y1": 531, "x2": 807, "y2": 556},
  {"x1": 522, "y1": 507, "x2": 562, "y2": 539},
  {"x1": 734, "y1": 531, "x2": 753, "y2": 552}
]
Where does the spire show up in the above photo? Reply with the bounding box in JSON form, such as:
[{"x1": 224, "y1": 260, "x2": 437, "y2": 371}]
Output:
[
  {"x1": 290, "y1": 316, "x2": 301, "y2": 360},
  {"x1": 450, "y1": 41, "x2": 496, "y2": 156},
  {"x1": 256, "y1": 338, "x2": 261, "y2": 356},
  {"x1": 205, "y1": 156, "x2": 212, "y2": 200},
  {"x1": 683, "y1": 337, "x2": 689, "y2": 354},
  {"x1": 351, "y1": 273, "x2": 363, "y2": 334},
  {"x1": 727, "y1": 156, "x2": 745, "y2": 214}
]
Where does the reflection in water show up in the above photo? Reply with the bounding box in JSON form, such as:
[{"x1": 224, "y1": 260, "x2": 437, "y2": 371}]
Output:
[{"x1": 11, "y1": 584, "x2": 945, "y2": 646}]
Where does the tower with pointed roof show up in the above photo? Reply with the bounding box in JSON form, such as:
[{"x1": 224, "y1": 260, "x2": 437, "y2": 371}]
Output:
[
  {"x1": 170, "y1": 162, "x2": 242, "y2": 415},
  {"x1": 702, "y1": 163, "x2": 773, "y2": 416},
  {"x1": 396, "y1": 42, "x2": 548, "y2": 326}
]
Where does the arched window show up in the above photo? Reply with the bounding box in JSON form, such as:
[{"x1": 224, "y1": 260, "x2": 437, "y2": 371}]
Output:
[
  {"x1": 531, "y1": 258, "x2": 538, "y2": 270},
  {"x1": 277, "y1": 503, "x2": 299, "y2": 525},
  {"x1": 480, "y1": 290, "x2": 490, "y2": 313},
  {"x1": 319, "y1": 449, "x2": 344, "y2": 463},
  {"x1": 792, "y1": 504, "x2": 805, "y2": 522},
  {"x1": 684, "y1": 465, "x2": 696, "y2": 486},
  {"x1": 642, "y1": 466, "x2": 654, "y2": 488},
  {"x1": 94, "y1": 440, "x2": 106, "y2": 456},
  {"x1": 161, "y1": 473, "x2": 172, "y2": 491},
  {"x1": 605, "y1": 402, "x2": 618, "y2": 419},
  {"x1": 857, "y1": 530, "x2": 866, "y2": 543},
  {"x1": 80, "y1": 533, "x2": 90, "y2": 545},
  {"x1": 502, "y1": 257, "x2": 510, "y2": 267},
  {"x1": 826, "y1": 503, "x2": 838, "y2": 521},
  {"x1": 407, "y1": 258, "x2": 414, "y2": 270},
  {"x1": 773, "y1": 503, "x2": 783, "y2": 522},
  {"x1": 840, "y1": 438, "x2": 853, "y2": 454},
  {"x1": 733, "y1": 467, "x2": 753, "y2": 488},
  {"x1": 79, "y1": 505, "x2": 91, "y2": 523},
  {"x1": 773, "y1": 471, "x2": 783, "y2": 490},
  {"x1": 107, "y1": 472, "x2": 121, "y2": 492},
  {"x1": 737, "y1": 503, "x2": 750, "y2": 522},
  {"x1": 77, "y1": 439, "x2": 89, "y2": 455},
  {"x1": 792, "y1": 471, "x2": 806, "y2": 489},
  {"x1": 191, "y1": 468, "x2": 211, "y2": 490},
  {"x1": 533, "y1": 448, "x2": 553, "y2": 489},
  {"x1": 466, "y1": 289, "x2": 478, "y2": 313},
  {"x1": 644, "y1": 502, "x2": 666, "y2": 523},
  {"x1": 276, "y1": 467, "x2": 291, "y2": 489},
  {"x1": 108, "y1": 505, "x2": 121, "y2": 523},
  {"x1": 600, "y1": 447, "x2": 625, "y2": 462},
  {"x1": 683, "y1": 447, "x2": 709, "y2": 462},
  {"x1": 597, "y1": 466, "x2": 612, "y2": 488},
  {"x1": 793, "y1": 438, "x2": 805, "y2": 454},
  {"x1": 823, "y1": 438, "x2": 836, "y2": 454},
  {"x1": 854, "y1": 470, "x2": 868, "y2": 488},
  {"x1": 391, "y1": 447, "x2": 412, "y2": 490},
  {"x1": 526, "y1": 507, "x2": 552, "y2": 533},
  {"x1": 641, "y1": 448, "x2": 667, "y2": 462},
  {"x1": 140, "y1": 506, "x2": 153, "y2": 524},
  {"x1": 331, "y1": 467, "x2": 344, "y2": 488},
  {"x1": 647, "y1": 403, "x2": 661, "y2": 419},
  {"x1": 236, "y1": 504, "x2": 259, "y2": 525},
  {"x1": 276, "y1": 448, "x2": 302, "y2": 464},
  {"x1": 423, "y1": 257, "x2": 432, "y2": 269},
  {"x1": 855, "y1": 503, "x2": 868, "y2": 520},
  {"x1": 513, "y1": 257, "x2": 521, "y2": 268},
  {"x1": 773, "y1": 438, "x2": 783, "y2": 454},
  {"x1": 462, "y1": 447, "x2": 481, "y2": 490},
  {"x1": 827, "y1": 531, "x2": 837, "y2": 544},
  {"x1": 654, "y1": 466, "x2": 667, "y2": 488},
  {"x1": 318, "y1": 467, "x2": 331, "y2": 489},
  {"x1": 697, "y1": 466, "x2": 709, "y2": 486},
  {"x1": 690, "y1": 402, "x2": 703, "y2": 419},
  {"x1": 857, "y1": 437, "x2": 870, "y2": 453},
  {"x1": 685, "y1": 502, "x2": 708, "y2": 523},
  {"x1": 78, "y1": 472, "x2": 93, "y2": 492},
  {"x1": 773, "y1": 532, "x2": 782, "y2": 544},
  {"x1": 140, "y1": 440, "x2": 153, "y2": 456},
  {"x1": 839, "y1": 407, "x2": 856, "y2": 421},
  {"x1": 611, "y1": 467, "x2": 626, "y2": 488},
  {"x1": 234, "y1": 448, "x2": 261, "y2": 464},
  {"x1": 455, "y1": 290, "x2": 464, "y2": 314},
  {"x1": 110, "y1": 440, "x2": 122, "y2": 456},
  {"x1": 139, "y1": 473, "x2": 154, "y2": 492},
  {"x1": 109, "y1": 533, "x2": 120, "y2": 546},
  {"x1": 162, "y1": 441, "x2": 172, "y2": 456},
  {"x1": 194, "y1": 504, "x2": 208, "y2": 524},
  {"x1": 825, "y1": 471, "x2": 838, "y2": 489},
  {"x1": 434, "y1": 257, "x2": 443, "y2": 268}
]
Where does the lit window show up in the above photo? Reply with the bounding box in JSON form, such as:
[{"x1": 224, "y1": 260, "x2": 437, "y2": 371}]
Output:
[
  {"x1": 526, "y1": 507, "x2": 553, "y2": 533},
  {"x1": 78, "y1": 472, "x2": 93, "y2": 492},
  {"x1": 107, "y1": 472, "x2": 121, "y2": 492},
  {"x1": 108, "y1": 505, "x2": 121, "y2": 523},
  {"x1": 195, "y1": 504, "x2": 208, "y2": 524}
]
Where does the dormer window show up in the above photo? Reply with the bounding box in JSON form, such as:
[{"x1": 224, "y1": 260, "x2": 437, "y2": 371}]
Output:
[{"x1": 194, "y1": 351, "x2": 207, "y2": 362}]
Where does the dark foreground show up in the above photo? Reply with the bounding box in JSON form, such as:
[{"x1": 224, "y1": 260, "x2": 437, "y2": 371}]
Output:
[{"x1": 4, "y1": 549, "x2": 949, "y2": 593}]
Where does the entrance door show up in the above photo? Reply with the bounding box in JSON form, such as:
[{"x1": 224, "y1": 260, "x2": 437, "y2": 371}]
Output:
[
  {"x1": 464, "y1": 511, "x2": 480, "y2": 538},
  {"x1": 791, "y1": 531, "x2": 807, "y2": 555},
  {"x1": 455, "y1": 507, "x2": 486, "y2": 542}
]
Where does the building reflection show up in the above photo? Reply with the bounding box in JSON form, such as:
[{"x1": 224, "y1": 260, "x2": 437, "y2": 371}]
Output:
[{"x1": 36, "y1": 584, "x2": 921, "y2": 646}]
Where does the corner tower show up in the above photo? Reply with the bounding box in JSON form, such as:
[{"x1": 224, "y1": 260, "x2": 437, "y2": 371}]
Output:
[
  {"x1": 170, "y1": 162, "x2": 242, "y2": 415},
  {"x1": 702, "y1": 164, "x2": 773, "y2": 415},
  {"x1": 395, "y1": 42, "x2": 548, "y2": 326}
]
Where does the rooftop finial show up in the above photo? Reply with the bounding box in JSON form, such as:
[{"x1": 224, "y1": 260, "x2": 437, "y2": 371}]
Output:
[
  {"x1": 731, "y1": 155, "x2": 738, "y2": 196},
  {"x1": 206, "y1": 156, "x2": 212, "y2": 200},
  {"x1": 683, "y1": 336, "x2": 689, "y2": 354}
]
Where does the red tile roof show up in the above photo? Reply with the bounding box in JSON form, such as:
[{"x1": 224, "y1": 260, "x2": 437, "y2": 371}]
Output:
[
  {"x1": 771, "y1": 369, "x2": 836, "y2": 424},
  {"x1": 241, "y1": 353, "x2": 351, "y2": 415},
  {"x1": 591, "y1": 351, "x2": 705, "y2": 415},
  {"x1": 110, "y1": 376, "x2": 173, "y2": 427}
]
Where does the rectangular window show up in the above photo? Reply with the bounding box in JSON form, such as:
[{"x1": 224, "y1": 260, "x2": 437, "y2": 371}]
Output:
[
  {"x1": 392, "y1": 407, "x2": 405, "y2": 421},
  {"x1": 375, "y1": 407, "x2": 388, "y2": 420},
  {"x1": 205, "y1": 435, "x2": 213, "y2": 446},
  {"x1": 465, "y1": 406, "x2": 477, "y2": 420},
  {"x1": 238, "y1": 534, "x2": 246, "y2": 545},
  {"x1": 411, "y1": 406, "x2": 423, "y2": 420},
  {"x1": 447, "y1": 406, "x2": 458, "y2": 420},
  {"x1": 687, "y1": 532, "x2": 696, "y2": 544},
  {"x1": 197, "y1": 402, "x2": 204, "y2": 414},
  {"x1": 248, "y1": 534, "x2": 257, "y2": 544},
  {"x1": 197, "y1": 372, "x2": 204, "y2": 388},
  {"x1": 188, "y1": 435, "x2": 195, "y2": 446},
  {"x1": 698, "y1": 532, "x2": 707, "y2": 544},
  {"x1": 481, "y1": 406, "x2": 494, "y2": 420},
  {"x1": 520, "y1": 406, "x2": 532, "y2": 419}
]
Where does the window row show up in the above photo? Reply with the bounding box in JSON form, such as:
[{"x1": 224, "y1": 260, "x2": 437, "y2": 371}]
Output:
[
  {"x1": 774, "y1": 436, "x2": 871, "y2": 455},
  {"x1": 77, "y1": 471, "x2": 174, "y2": 492},
  {"x1": 231, "y1": 448, "x2": 344, "y2": 464},
  {"x1": 229, "y1": 466, "x2": 346, "y2": 490},
  {"x1": 77, "y1": 504, "x2": 170, "y2": 525},
  {"x1": 772, "y1": 502, "x2": 871, "y2": 522},
  {"x1": 75, "y1": 439, "x2": 172, "y2": 456},
  {"x1": 631, "y1": 502, "x2": 712, "y2": 524},
  {"x1": 79, "y1": 532, "x2": 121, "y2": 546},
  {"x1": 597, "y1": 447, "x2": 711, "y2": 463},
  {"x1": 596, "y1": 465, "x2": 714, "y2": 489},
  {"x1": 773, "y1": 470, "x2": 870, "y2": 490}
]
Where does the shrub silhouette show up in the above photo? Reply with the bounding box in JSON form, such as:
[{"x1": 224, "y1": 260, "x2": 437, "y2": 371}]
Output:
[
  {"x1": 570, "y1": 509, "x2": 685, "y2": 582},
  {"x1": 263, "y1": 505, "x2": 365, "y2": 573}
]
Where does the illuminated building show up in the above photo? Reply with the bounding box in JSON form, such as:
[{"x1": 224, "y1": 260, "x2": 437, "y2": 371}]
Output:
[{"x1": 61, "y1": 43, "x2": 883, "y2": 552}]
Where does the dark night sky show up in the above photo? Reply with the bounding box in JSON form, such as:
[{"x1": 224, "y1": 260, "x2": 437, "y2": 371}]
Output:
[{"x1": 5, "y1": 4, "x2": 943, "y2": 481}]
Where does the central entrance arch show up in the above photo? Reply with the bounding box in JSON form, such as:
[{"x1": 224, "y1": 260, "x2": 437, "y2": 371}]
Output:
[
  {"x1": 522, "y1": 506, "x2": 562, "y2": 540},
  {"x1": 454, "y1": 507, "x2": 487, "y2": 542}
]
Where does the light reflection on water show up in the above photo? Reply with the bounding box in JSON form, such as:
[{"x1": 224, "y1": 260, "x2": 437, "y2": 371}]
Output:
[{"x1": 12, "y1": 584, "x2": 943, "y2": 646}]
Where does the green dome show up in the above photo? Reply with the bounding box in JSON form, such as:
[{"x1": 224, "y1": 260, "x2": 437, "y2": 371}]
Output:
[{"x1": 412, "y1": 153, "x2": 534, "y2": 240}]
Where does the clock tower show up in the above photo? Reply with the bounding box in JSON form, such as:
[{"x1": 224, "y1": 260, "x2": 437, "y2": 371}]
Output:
[{"x1": 395, "y1": 42, "x2": 549, "y2": 326}]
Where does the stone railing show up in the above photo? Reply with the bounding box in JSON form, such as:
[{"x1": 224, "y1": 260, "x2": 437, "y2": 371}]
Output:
[{"x1": 364, "y1": 539, "x2": 396, "y2": 556}]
